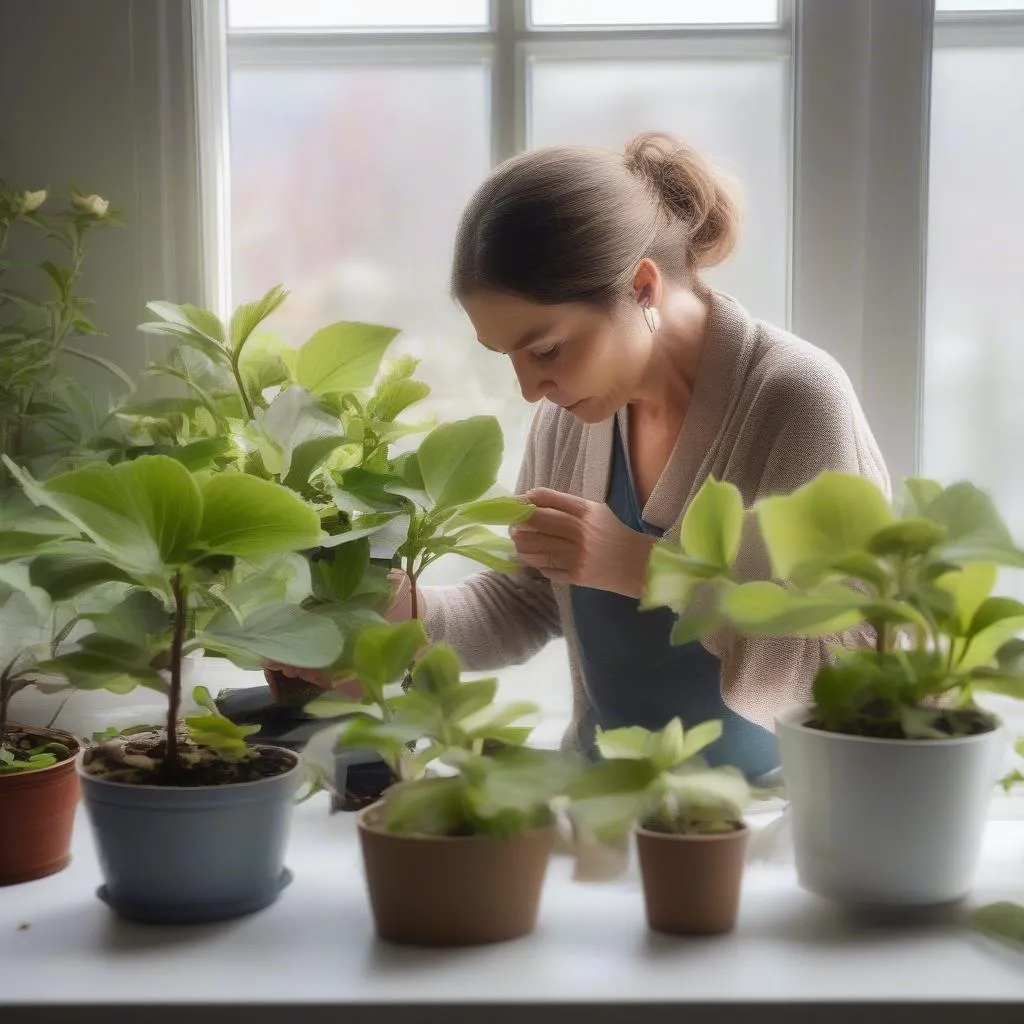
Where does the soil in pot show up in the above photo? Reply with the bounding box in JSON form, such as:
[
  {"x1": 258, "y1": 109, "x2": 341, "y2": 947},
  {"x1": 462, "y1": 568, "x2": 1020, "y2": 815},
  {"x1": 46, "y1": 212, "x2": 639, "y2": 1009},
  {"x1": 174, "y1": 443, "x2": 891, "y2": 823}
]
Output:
[
  {"x1": 804, "y1": 701, "x2": 996, "y2": 741},
  {"x1": 635, "y1": 821, "x2": 748, "y2": 936},
  {"x1": 81, "y1": 727, "x2": 294, "y2": 786},
  {"x1": 357, "y1": 805, "x2": 555, "y2": 946},
  {"x1": 0, "y1": 725, "x2": 82, "y2": 886}
]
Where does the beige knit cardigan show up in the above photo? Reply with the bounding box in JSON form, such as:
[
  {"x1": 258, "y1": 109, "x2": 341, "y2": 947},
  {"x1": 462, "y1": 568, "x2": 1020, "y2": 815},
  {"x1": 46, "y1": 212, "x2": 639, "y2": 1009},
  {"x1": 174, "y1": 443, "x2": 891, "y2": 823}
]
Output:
[{"x1": 422, "y1": 290, "x2": 890, "y2": 749}]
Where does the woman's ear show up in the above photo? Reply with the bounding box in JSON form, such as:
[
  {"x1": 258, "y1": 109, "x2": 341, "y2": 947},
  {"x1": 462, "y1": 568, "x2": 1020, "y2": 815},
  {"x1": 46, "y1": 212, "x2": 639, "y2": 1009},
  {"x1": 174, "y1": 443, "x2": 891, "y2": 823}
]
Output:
[{"x1": 631, "y1": 257, "x2": 663, "y2": 310}]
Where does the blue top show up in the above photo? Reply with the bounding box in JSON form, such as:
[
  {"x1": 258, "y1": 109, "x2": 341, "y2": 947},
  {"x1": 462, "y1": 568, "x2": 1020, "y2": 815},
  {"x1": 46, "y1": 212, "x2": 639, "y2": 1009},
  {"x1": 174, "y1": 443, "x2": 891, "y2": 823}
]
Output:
[{"x1": 569, "y1": 418, "x2": 779, "y2": 782}]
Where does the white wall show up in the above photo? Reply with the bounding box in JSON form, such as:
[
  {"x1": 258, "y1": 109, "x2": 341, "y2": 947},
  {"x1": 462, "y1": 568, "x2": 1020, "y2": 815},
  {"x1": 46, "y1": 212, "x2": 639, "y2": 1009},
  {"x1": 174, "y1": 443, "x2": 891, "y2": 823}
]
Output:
[{"x1": 0, "y1": 0, "x2": 204, "y2": 389}]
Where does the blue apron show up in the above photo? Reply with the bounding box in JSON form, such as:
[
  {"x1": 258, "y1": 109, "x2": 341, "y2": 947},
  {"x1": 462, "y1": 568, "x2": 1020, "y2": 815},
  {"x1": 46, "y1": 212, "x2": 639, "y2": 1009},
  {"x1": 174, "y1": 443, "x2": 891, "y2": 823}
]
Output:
[{"x1": 569, "y1": 417, "x2": 779, "y2": 781}]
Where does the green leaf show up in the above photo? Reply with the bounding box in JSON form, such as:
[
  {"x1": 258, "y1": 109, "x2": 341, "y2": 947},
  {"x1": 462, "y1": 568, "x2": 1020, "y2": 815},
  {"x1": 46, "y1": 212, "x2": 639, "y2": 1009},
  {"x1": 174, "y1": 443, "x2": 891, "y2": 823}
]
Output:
[
  {"x1": 382, "y1": 776, "x2": 466, "y2": 836},
  {"x1": 595, "y1": 724, "x2": 657, "y2": 761},
  {"x1": 679, "y1": 719, "x2": 724, "y2": 762},
  {"x1": 36, "y1": 639, "x2": 168, "y2": 695},
  {"x1": 867, "y1": 517, "x2": 949, "y2": 558},
  {"x1": 972, "y1": 902, "x2": 1024, "y2": 950},
  {"x1": 969, "y1": 597, "x2": 1024, "y2": 639},
  {"x1": 295, "y1": 321, "x2": 398, "y2": 397},
  {"x1": 462, "y1": 745, "x2": 579, "y2": 825},
  {"x1": 417, "y1": 416, "x2": 503, "y2": 509},
  {"x1": 229, "y1": 285, "x2": 288, "y2": 355},
  {"x1": 352, "y1": 620, "x2": 428, "y2": 696},
  {"x1": 661, "y1": 764, "x2": 750, "y2": 822},
  {"x1": 311, "y1": 539, "x2": 370, "y2": 603},
  {"x1": 641, "y1": 543, "x2": 724, "y2": 613},
  {"x1": 565, "y1": 759, "x2": 660, "y2": 843},
  {"x1": 936, "y1": 563, "x2": 998, "y2": 635},
  {"x1": 926, "y1": 482, "x2": 1024, "y2": 565},
  {"x1": 958, "y1": 615, "x2": 1024, "y2": 672},
  {"x1": 200, "y1": 603, "x2": 343, "y2": 669},
  {"x1": 63, "y1": 346, "x2": 134, "y2": 391},
  {"x1": 410, "y1": 643, "x2": 462, "y2": 695},
  {"x1": 902, "y1": 477, "x2": 944, "y2": 516},
  {"x1": 446, "y1": 497, "x2": 535, "y2": 528},
  {"x1": 681, "y1": 476, "x2": 744, "y2": 569},
  {"x1": 29, "y1": 551, "x2": 133, "y2": 601},
  {"x1": 669, "y1": 610, "x2": 722, "y2": 645},
  {"x1": 238, "y1": 330, "x2": 294, "y2": 394},
  {"x1": 40, "y1": 260, "x2": 73, "y2": 299},
  {"x1": 257, "y1": 386, "x2": 345, "y2": 486},
  {"x1": 756, "y1": 472, "x2": 894, "y2": 581},
  {"x1": 723, "y1": 581, "x2": 864, "y2": 636},
  {"x1": 367, "y1": 377, "x2": 430, "y2": 422},
  {"x1": 4, "y1": 455, "x2": 202, "y2": 576},
  {"x1": 197, "y1": 473, "x2": 324, "y2": 560}
]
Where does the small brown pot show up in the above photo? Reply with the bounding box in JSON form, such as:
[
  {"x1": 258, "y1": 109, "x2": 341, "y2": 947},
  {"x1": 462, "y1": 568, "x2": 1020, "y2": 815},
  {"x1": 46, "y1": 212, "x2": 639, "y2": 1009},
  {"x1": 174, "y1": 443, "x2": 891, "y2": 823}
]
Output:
[
  {"x1": 0, "y1": 726, "x2": 82, "y2": 886},
  {"x1": 635, "y1": 823, "x2": 748, "y2": 936},
  {"x1": 356, "y1": 804, "x2": 554, "y2": 946}
]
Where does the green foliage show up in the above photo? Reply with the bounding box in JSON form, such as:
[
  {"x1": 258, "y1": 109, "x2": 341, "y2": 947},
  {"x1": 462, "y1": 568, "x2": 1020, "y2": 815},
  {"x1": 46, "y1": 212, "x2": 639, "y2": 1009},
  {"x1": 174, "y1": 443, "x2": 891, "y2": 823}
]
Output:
[
  {"x1": 305, "y1": 624, "x2": 579, "y2": 837},
  {"x1": 971, "y1": 901, "x2": 1024, "y2": 951},
  {"x1": 644, "y1": 472, "x2": 1024, "y2": 738},
  {"x1": 565, "y1": 717, "x2": 751, "y2": 842},
  {"x1": 183, "y1": 685, "x2": 260, "y2": 760},
  {"x1": 0, "y1": 179, "x2": 128, "y2": 476},
  {"x1": 2, "y1": 453, "x2": 344, "y2": 776}
]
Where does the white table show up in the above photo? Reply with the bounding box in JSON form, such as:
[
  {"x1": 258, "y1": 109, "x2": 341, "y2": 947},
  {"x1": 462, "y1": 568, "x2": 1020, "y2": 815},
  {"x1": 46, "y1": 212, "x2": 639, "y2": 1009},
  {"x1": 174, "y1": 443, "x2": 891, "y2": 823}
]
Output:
[{"x1": 3, "y1": 795, "x2": 1023, "y2": 1024}]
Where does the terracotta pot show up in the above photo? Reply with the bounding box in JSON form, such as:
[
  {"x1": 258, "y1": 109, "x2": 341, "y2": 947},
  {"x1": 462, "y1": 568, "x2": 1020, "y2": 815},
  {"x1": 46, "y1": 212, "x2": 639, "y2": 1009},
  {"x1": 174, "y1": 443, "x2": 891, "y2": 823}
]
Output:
[
  {"x1": 635, "y1": 823, "x2": 748, "y2": 935},
  {"x1": 356, "y1": 804, "x2": 554, "y2": 946},
  {"x1": 0, "y1": 725, "x2": 81, "y2": 886}
]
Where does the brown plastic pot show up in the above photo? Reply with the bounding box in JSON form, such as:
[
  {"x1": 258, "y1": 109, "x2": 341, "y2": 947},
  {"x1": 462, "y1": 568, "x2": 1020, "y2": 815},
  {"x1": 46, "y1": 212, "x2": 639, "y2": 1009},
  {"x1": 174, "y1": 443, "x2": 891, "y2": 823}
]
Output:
[
  {"x1": 356, "y1": 804, "x2": 554, "y2": 946},
  {"x1": 635, "y1": 823, "x2": 749, "y2": 935},
  {"x1": 0, "y1": 725, "x2": 81, "y2": 886}
]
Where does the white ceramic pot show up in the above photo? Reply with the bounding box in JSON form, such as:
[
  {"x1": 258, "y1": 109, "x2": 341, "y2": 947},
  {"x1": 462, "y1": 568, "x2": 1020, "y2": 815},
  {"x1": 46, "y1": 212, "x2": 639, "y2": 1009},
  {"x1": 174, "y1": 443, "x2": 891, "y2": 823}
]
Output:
[{"x1": 776, "y1": 704, "x2": 1007, "y2": 907}]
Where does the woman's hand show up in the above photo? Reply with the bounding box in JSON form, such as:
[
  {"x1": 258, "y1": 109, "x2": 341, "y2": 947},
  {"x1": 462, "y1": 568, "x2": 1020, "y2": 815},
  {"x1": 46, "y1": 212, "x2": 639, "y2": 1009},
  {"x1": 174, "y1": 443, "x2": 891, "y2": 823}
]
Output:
[
  {"x1": 262, "y1": 569, "x2": 415, "y2": 696},
  {"x1": 511, "y1": 487, "x2": 656, "y2": 598}
]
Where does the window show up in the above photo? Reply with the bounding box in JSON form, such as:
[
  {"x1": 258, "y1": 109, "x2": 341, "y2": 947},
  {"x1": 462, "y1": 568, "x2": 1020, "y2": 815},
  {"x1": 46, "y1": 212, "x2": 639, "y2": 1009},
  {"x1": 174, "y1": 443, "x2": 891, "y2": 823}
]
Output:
[
  {"x1": 924, "y1": 3, "x2": 1024, "y2": 572},
  {"x1": 925, "y1": 0, "x2": 1024, "y2": 782},
  {"x1": 220, "y1": 1, "x2": 794, "y2": 727}
]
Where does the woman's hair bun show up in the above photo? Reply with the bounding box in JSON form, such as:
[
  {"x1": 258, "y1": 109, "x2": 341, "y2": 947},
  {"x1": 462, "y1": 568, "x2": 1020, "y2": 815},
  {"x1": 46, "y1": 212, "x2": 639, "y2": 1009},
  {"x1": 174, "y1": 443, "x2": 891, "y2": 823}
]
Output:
[{"x1": 624, "y1": 130, "x2": 741, "y2": 269}]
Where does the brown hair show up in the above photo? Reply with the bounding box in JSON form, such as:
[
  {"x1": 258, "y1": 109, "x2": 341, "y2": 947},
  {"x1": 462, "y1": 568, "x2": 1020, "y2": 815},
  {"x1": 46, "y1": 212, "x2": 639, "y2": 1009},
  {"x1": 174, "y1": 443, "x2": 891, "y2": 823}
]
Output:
[{"x1": 451, "y1": 130, "x2": 741, "y2": 307}]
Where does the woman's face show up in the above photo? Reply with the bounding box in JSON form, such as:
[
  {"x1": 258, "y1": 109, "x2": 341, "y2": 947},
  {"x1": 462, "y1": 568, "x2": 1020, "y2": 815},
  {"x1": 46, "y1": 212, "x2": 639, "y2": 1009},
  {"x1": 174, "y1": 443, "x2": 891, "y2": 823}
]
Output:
[{"x1": 460, "y1": 290, "x2": 650, "y2": 424}]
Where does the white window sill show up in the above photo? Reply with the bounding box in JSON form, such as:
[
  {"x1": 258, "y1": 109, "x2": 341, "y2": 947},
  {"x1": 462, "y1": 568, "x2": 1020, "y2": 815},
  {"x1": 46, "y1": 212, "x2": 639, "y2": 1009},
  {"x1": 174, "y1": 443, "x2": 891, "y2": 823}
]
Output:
[{"x1": 3, "y1": 793, "x2": 1023, "y2": 1019}]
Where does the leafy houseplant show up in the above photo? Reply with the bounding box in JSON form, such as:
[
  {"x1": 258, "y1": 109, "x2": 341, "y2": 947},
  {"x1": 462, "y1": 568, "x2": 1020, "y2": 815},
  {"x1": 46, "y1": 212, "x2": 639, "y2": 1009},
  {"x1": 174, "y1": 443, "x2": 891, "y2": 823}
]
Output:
[
  {"x1": 2, "y1": 452, "x2": 345, "y2": 922},
  {"x1": 644, "y1": 470, "x2": 1024, "y2": 906},
  {"x1": 0, "y1": 529, "x2": 125, "y2": 885},
  {"x1": 566, "y1": 717, "x2": 751, "y2": 935},
  {"x1": 0, "y1": 181, "x2": 129, "y2": 479},
  {"x1": 118, "y1": 289, "x2": 530, "y2": 703},
  {"x1": 304, "y1": 621, "x2": 578, "y2": 946}
]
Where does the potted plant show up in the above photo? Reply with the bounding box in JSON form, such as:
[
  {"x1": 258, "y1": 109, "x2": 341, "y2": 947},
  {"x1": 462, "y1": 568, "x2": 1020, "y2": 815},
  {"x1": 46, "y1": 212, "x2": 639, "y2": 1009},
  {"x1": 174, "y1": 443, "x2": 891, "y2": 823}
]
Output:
[
  {"x1": 565, "y1": 717, "x2": 750, "y2": 935},
  {"x1": 304, "y1": 620, "x2": 579, "y2": 946},
  {"x1": 2, "y1": 452, "x2": 345, "y2": 922},
  {"x1": 644, "y1": 471, "x2": 1024, "y2": 907},
  {"x1": 0, "y1": 559, "x2": 88, "y2": 885},
  {"x1": 117, "y1": 288, "x2": 434, "y2": 704}
]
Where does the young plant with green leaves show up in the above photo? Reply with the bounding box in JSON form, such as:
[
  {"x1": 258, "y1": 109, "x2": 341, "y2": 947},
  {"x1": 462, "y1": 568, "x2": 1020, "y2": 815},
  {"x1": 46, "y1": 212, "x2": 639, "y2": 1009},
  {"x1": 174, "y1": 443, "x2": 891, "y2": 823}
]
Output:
[
  {"x1": 304, "y1": 621, "x2": 578, "y2": 837},
  {"x1": 644, "y1": 471, "x2": 1024, "y2": 739},
  {"x1": 0, "y1": 181, "x2": 129, "y2": 476},
  {"x1": 108, "y1": 286, "x2": 432, "y2": 503},
  {"x1": 566, "y1": 718, "x2": 751, "y2": 842},
  {"x1": 1, "y1": 452, "x2": 345, "y2": 782},
  {"x1": 331, "y1": 414, "x2": 534, "y2": 621}
]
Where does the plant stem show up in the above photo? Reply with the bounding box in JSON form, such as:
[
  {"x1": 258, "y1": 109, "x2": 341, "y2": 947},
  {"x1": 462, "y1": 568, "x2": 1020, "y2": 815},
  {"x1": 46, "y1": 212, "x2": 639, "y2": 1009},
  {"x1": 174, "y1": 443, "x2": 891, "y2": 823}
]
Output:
[
  {"x1": 229, "y1": 354, "x2": 255, "y2": 421},
  {"x1": 165, "y1": 571, "x2": 187, "y2": 781}
]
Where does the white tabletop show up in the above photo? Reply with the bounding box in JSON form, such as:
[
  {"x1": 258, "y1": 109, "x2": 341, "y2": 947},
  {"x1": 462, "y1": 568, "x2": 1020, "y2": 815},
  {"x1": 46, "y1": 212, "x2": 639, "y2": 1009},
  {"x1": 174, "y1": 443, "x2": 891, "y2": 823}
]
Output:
[{"x1": 3, "y1": 793, "x2": 1023, "y2": 1022}]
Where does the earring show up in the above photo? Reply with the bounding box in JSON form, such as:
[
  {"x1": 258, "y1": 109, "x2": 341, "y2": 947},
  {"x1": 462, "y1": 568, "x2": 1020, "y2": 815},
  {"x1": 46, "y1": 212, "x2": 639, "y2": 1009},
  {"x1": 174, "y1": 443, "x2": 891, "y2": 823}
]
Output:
[{"x1": 643, "y1": 304, "x2": 661, "y2": 333}]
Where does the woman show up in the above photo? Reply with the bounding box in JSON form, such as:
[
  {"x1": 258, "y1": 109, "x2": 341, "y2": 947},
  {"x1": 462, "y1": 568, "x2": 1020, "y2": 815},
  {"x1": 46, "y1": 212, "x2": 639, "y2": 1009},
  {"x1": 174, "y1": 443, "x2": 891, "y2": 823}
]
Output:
[{"x1": 271, "y1": 131, "x2": 889, "y2": 782}]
